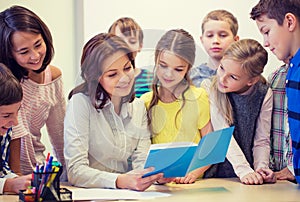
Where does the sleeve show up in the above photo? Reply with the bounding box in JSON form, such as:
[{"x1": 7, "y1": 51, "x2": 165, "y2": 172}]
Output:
[
  {"x1": 253, "y1": 88, "x2": 273, "y2": 170},
  {"x1": 203, "y1": 80, "x2": 254, "y2": 179},
  {"x1": 0, "y1": 173, "x2": 18, "y2": 194},
  {"x1": 64, "y1": 95, "x2": 119, "y2": 189},
  {"x1": 131, "y1": 101, "x2": 151, "y2": 170},
  {"x1": 197, "y1": 88, "x2": 210, "y2": 130},
  {"x1": 45, "y1": 81, "x2": 66, "y2": 168}
]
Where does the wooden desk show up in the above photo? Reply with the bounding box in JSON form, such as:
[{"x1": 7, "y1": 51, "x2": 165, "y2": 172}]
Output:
[{"x1": 1, "y1": 178, "x2": 299, "y2": 202}]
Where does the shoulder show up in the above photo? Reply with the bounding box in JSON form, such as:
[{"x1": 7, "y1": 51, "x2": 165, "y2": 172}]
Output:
[
  {"x1": 185, "y1": 86, "x2": 209, "y2": 101},
  {"x1": 49, "y1": 65, "x2": 62, "y2": 80},
  {"x1": 68, "y1": 93, "x2": 90, "y2": 109},
  {"x1": 140, "y1": 91, "x2": 153, "y2": 102}
]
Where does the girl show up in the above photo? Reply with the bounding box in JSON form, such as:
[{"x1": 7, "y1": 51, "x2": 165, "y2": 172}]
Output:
[
  {"x1": 141, "y1": 29, "x2": 213, "y2": 184},
  {"x1": 0, "y1": 6, "x2": 65, "y2": 177},
  {"x1": 64, "y1": 33, "x2": 168, "y2": 191},
  {"x1": 202, "y1": 39, "x2": 276, "y2": 184}
]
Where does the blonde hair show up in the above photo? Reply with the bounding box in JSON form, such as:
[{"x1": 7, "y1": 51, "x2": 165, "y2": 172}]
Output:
[
  {"x1": 211, "y1": 39, "x2": 268, "y2": 124},
  {"x1": 201, "y1": 9, "x2": 239, "y2": 36}
]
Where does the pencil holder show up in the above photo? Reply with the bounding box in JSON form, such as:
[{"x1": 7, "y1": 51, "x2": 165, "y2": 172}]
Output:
[{"x1": 19, "y1": 165, "x2": 72, "y2": 202}]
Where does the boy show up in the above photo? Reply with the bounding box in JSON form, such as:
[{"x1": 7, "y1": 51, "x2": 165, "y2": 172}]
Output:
[
  {"x1": 250, "y1": 0, "x2": 300, "y2": 183},
  {"x1": 0, "y1": 63, "x2": 31, "y2": 193},
  {"x1": 108, "y1": 17, "x2": 153, "y2": 98},
  {"x1": 190, "y1": 9, "x2": 239, "y2": 87}
]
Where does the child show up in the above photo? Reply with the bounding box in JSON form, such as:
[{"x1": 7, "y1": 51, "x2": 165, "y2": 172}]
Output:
[
  {"x1": 64, "y1": 33, "x2": 169, "y2": 191},
  {"x1": 250, "y1": 0, "x2": 300, "y2": 184},
  {"x1": 268, "y1": 62, "x2": 294, "y2": 181},
  {"x1": 108, "y1": 17, "x2": 153, "y2": 98},
  {"x1": 0, "y1": 6, "x2": 66, "y2": 178},
  {"x1": 202, "y1": 39, "x2": 276, "y2": 184},
  {"x1": 0, "y1": 63, "x2": 32, "y2": 194},
  {"x1": 190, "y1": 9, "x2": 239, "y2": 87},
  {"x1": 141, "y1": 29, "x2": 213, "y2": 184}
]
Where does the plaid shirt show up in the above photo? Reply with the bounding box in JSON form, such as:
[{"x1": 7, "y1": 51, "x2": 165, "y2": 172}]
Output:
[
  {"x1": 0, "y1": 128, "x2": 13, "y2": 178},
  {"x1": 268, "y1": 64, "x2": 293, "y2": 171}
]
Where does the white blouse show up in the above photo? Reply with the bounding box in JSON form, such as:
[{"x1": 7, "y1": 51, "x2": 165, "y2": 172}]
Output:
[{"x1": 64, "y1": 93, "x2": 150, "y2": 188}]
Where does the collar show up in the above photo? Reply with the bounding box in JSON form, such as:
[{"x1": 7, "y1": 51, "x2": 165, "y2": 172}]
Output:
[{"x1": 290, "y1": 48, "x2": 300, "y2": 68}]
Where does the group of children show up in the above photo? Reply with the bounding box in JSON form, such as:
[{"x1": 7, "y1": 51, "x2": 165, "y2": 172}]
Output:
[{"x1": 0, "y1": 0, "x2": 299, "y2": 194}]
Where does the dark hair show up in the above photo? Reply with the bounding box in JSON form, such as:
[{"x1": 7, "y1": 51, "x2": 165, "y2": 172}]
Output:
[
  {"x1": 0, "y1": 5, "x2": 54, "y2": 81},
  {"x1": 0, "y1": 63, "x2": 23, "y2": 106},
  {"x1": 68, "y1": 33, "x2": 135, "y2": 110},
  {"x1": 250, "y1": 0, "x2": 300, "y2": 25},
  {"x1": 108, "y1": 17, "x2": 144, "y2": 45}
]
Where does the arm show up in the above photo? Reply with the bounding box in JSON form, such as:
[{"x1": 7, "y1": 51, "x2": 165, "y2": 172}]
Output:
[
  {"x1": 8, "y1": 138, "x2": 21, "y2": 175},
  {"x1": 253, "y1": 88, "x2": 273, "y2": 170},
  {"x1": 45, "y1": 78, "x2": 66, "y2": 167},
  {"x1": 64, "y1": 95, "x2": 121, "y2": 188},
  {"x1": 131, "y1": 102, "x2": 151, "y2": 170}
]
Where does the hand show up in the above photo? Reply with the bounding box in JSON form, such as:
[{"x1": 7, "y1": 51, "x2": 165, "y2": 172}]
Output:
[
  {"x1": 240, "y1": 172, "x2": 263, "y2": 185},
  {"x1": 116, "y1": 167, "x2": 163, "y2": 191},
  {"x1": 173, "y1": 172, "x2": 198, "y2": 184},
  {"x1": 256, "y1": 168, "x2": 276, "y2": 183},
  {"x1": 275, "y1": 167, "x2": 295, "y2": 181},
  {"x1": 3, "y1": 174, "x2": 32, "y2": 193},
  {"x1": 156, "y1": 177, "x2": 175, "y2": 185}
]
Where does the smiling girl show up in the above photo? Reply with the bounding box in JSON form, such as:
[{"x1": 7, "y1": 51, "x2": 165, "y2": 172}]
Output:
[
  {"x1": 141, "y1": 29, "x2": 213, "y2": 184},
  {"x1": 0, "y1": 6, "x2": 65, "y2": 178},
  {"x1": 202, "y1": 39, "x2": 276, "y2": 184}
]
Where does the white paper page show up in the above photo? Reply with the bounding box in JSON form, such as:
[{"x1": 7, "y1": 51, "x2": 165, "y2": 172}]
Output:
[
  {"x1": 150, "y1": 142, "x2": 197, "y2": 150},
  {"x1": 72, "y1": 188, "x2": 171, "y2": 200}
]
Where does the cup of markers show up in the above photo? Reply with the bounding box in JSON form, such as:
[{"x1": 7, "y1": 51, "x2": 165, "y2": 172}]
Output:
[{"x1": 19, "y1": 153, "x2": 71, "y2": 202}]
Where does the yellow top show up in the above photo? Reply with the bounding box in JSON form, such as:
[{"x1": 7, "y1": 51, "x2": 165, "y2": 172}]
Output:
[{"x1": 141, "y1": 86, "x2": 210, "y2": 144}]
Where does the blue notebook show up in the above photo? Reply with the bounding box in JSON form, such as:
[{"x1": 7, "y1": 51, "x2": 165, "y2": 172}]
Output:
[{"x1": 143, "y1": 126, "x2": 234, "y2": 178}]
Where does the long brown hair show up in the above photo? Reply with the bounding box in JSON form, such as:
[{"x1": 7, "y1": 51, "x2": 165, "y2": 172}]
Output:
[
  {"x1": 68, "y1": 33, "x2": 135, "y2": 109},
  {"x1": 211, "y1": 39, "x2": 268, "y2": 125},
  {"x1": 148, "y1": 29, "x2": 195, "y2": 129}
]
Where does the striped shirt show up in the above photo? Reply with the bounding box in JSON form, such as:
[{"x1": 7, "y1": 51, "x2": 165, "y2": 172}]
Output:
[
  {"x1": 12, "y1": 66, "x2": 66, "y2": 175},
  {"x1": 0, "y1": 128, "x2": 17, "y2": 194},
  {"x1": 286, "y1": 48, "x2": 300, "y2": 183},
  {"x1": 0, "y1": 128, "x2": 13, "y2": 177},
  {"x1": 268, "y1": 63, "x2": 293, "y2": 171},
  {"x1": 135, "y1": 68, "x2": 153, "y2": 98}
]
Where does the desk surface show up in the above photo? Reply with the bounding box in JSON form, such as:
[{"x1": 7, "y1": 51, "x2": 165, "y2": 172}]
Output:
[{"x1": 1, "y1": 178, "x2": 299, "y2": 202}]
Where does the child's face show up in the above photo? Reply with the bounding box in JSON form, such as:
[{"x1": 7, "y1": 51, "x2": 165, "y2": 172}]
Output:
[
  {"x1": 99, "y1": 51, "x2": 135, "y2": 98},
  {"x1": 11, "y1": 31, "x2": 47, "y2": 72},
  {"x1": 0, "y1": 102, "x2": 21, "y2": 136},
  {"x1": 114, "y1": 26, "x2": 142, "y2": 59},
  {"x1": 201, "y1": 20, "x2": 238, "y2": 62},
  {"x1": 156, "y1": 51, "x2": 189, "y2": 92},
  {"x1": 256, "y1": 14, "x2": 293, "y2": 61},
  {"x1": 216, "y1": 58, "x2": 255, "y2": 94}
]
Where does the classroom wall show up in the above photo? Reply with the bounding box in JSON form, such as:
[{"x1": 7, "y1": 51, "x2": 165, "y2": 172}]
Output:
[
  {"x1": 0, "y1": 0, "x2": 77, "y2": 155},
  {"x1": 0, "y1": 0, "x2": 282, "y2": 156},
  {"x1": 82, "y1": 0, "x2": 282, "y2": 77}
]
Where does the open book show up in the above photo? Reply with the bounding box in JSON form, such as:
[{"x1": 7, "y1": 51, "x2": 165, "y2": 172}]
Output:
[{"x1": 143, "y1": 126, "x2": 234, "y2": 178}]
